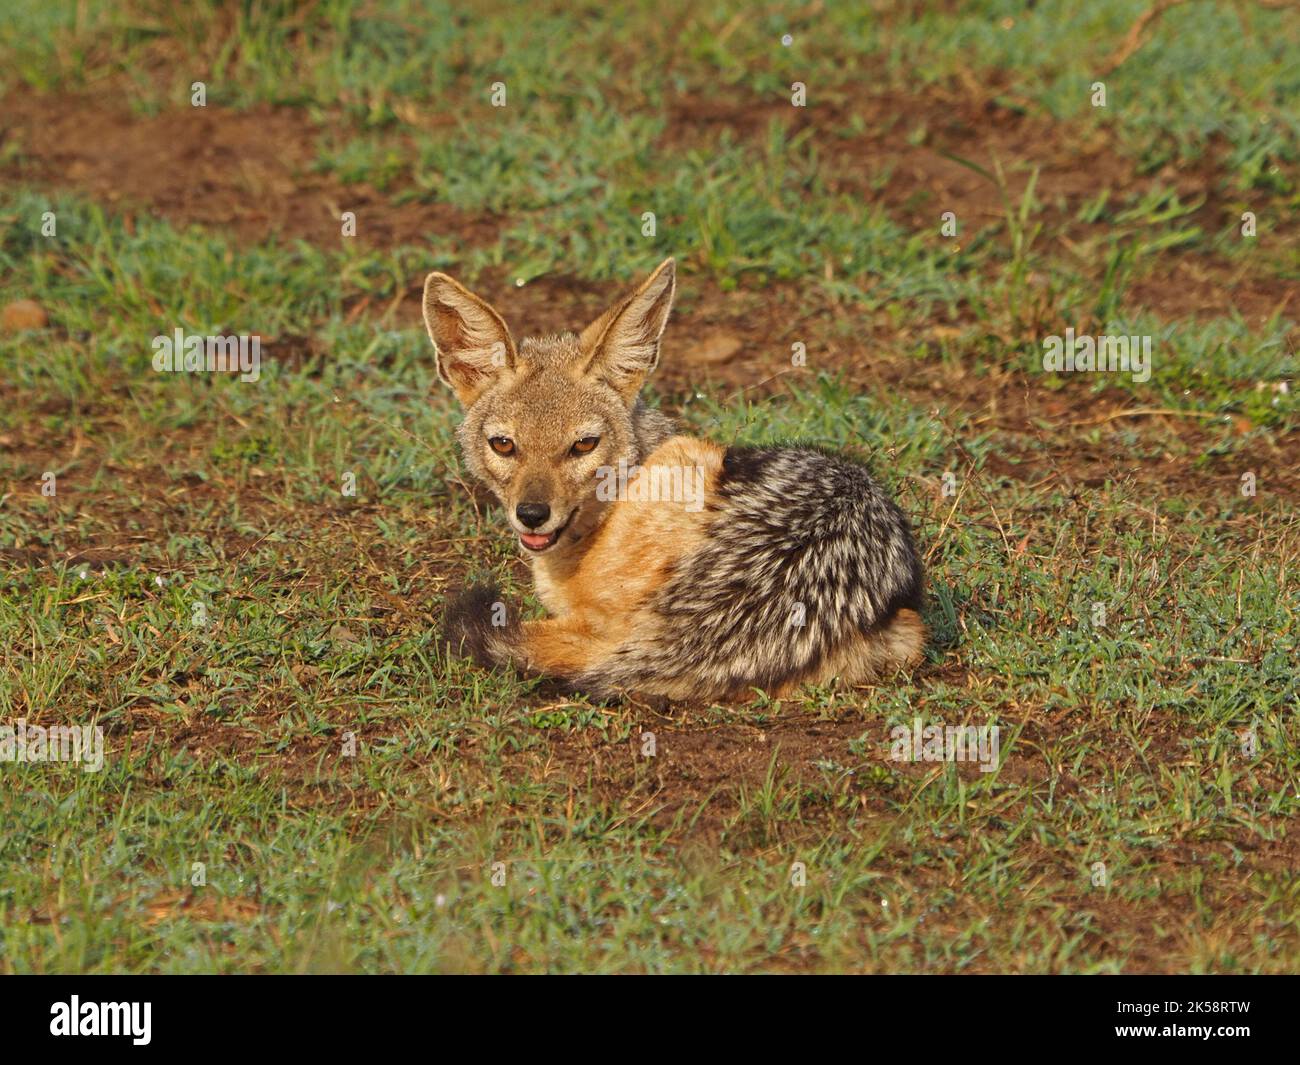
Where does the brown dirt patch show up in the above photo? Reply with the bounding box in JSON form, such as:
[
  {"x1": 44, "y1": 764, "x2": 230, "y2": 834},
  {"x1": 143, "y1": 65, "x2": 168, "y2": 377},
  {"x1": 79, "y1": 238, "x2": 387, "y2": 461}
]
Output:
[
  {"x1": 665, "y1": 81, "x2": 1297, "y2": 327},
  {"x1": 1126, "y1": 254, "x2": 1297, "y2": 328},
  {"x1": 0, "y1": 94, "x2": 496, "y2": 250}
]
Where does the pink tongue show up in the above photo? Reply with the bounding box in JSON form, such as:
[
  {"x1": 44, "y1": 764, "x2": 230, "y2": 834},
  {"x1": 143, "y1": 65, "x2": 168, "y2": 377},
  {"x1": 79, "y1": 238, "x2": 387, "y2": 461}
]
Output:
[{"x1": 521, "y1": 532, "x2": 553, "y2": 549}]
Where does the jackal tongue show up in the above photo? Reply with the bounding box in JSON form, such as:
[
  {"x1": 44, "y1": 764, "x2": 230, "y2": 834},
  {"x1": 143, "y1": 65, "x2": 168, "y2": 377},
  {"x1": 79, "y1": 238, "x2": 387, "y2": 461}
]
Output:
[{"x1": 520, "y1": 530, "x2": 555, "y2": 550}]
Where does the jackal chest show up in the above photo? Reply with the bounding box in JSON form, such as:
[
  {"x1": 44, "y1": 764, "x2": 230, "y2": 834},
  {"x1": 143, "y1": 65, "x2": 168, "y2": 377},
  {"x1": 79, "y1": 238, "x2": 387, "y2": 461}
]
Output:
[{"x1": 531, "y1": 563, "x2": 573, "y2": 617}]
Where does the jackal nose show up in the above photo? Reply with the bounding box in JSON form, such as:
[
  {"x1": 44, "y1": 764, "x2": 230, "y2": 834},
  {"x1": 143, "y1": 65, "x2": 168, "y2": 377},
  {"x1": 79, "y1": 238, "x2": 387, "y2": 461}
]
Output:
[{"x1": 516, "y1": 502, "x2": 551, "y2": 529}]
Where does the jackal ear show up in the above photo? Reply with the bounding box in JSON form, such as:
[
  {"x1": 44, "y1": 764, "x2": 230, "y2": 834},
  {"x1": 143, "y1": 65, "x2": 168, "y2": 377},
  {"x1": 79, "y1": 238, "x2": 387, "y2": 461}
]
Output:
[
  {"x1": 579, "y1": 257, "x2": 675, "y2": 402},
  {"x1": 422, "y1": 272, "x2": 517, "y2": 406}
]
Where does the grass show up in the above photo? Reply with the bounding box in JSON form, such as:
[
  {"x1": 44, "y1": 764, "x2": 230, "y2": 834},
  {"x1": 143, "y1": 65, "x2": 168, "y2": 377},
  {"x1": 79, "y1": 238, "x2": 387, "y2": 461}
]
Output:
[{"x1": 0, "y1": 0, "x2": 1297, "y2": 973}]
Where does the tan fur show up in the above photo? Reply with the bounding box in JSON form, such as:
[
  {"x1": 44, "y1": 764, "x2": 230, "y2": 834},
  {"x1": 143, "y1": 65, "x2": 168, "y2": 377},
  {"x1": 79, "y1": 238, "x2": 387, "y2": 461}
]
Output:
[
  {"x1": 531, "y1": 436, "x2": 723, "y2": 614},
  {"x1": 767, "y1": 608, "x2": 928, "y2": 698}
]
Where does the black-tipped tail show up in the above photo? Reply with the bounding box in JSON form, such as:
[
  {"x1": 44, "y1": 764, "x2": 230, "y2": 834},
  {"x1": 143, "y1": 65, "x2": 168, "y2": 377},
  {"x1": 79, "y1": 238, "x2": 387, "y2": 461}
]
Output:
[{"x1": 441, "y1": 583, "x2": 520, "y2": 667}]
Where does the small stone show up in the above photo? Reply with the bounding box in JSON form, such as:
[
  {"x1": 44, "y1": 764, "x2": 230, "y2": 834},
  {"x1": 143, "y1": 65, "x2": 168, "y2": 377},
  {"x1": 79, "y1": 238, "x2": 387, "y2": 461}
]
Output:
[
  {"x1": 684, "y1": 330, "x2": 743, "y2": 365},
  {"x1": 2, "y1": 299, "x2": 48, "y2": 331},
  {"x1": 329, "y1": 623, "x2": 359, "y2": 645}
]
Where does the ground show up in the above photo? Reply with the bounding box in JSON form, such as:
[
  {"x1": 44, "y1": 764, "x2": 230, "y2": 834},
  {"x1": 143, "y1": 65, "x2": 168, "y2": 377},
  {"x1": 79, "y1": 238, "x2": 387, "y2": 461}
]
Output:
[{"x1": 0, "y1": 1, "x2": 1297, "y2": 973}]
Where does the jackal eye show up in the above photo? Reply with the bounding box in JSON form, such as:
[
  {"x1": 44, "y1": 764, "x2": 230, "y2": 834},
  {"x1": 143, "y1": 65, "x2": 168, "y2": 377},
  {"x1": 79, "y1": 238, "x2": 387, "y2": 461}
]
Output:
[
  {"x1": 570, "y1": 436, "x2": 600, "y2": 456},
  {"x1": 488, "y1": 436, "x2": 516, "y2": 456}
]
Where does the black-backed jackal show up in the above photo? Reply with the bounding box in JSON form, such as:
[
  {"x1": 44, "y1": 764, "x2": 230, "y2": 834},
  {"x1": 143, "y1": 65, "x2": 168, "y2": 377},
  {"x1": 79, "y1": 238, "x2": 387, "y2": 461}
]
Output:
[{"x1": 427, "y1": 258, "x2": 925, "y2": 701}]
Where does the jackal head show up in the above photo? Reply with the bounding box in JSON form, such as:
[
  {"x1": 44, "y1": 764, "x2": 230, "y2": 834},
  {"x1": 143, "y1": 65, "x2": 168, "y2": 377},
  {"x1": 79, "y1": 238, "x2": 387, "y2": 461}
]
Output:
[{"x1": 422, "y1": 258, "x2": 676, "y2": 555}]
